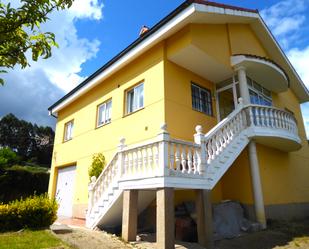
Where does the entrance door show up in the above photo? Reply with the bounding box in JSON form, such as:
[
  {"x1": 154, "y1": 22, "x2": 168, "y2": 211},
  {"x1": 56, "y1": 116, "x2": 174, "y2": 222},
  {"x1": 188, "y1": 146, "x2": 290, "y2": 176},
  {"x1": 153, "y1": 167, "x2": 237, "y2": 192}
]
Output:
[
  {"x1": 55, "y1": 166, "x2": 76, "y2": 217},
  {"x1": 216, "y1": 79, "x2": 239, "y2": 121}
]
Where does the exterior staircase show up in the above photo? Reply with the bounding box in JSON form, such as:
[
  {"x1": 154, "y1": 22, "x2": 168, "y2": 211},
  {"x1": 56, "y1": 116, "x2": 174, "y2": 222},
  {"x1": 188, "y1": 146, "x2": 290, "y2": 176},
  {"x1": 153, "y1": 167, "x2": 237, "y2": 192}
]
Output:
[{"x1": 86, "y1": 100, "x2": 300, "y2": 229}]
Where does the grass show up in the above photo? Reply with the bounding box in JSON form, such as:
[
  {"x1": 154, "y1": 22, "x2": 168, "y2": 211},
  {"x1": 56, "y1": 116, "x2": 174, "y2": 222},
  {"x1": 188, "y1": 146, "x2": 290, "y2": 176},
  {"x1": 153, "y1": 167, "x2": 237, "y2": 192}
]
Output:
[{"x1": 0, "y1": 229, "x2": 71, "y2": 249}]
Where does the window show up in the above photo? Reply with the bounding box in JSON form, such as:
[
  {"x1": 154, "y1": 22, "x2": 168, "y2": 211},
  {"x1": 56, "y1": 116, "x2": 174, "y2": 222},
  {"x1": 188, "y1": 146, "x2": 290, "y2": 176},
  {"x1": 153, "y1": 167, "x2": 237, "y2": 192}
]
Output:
[
  {"x1": 97, "y1": 99, "x2": 112, "y2": 127},
  {"x1": 64, "y1": 120, "x2": 74, "y2": 142},
  {"x1": 126, "y1": 83, "x2": 144, "y2": 114},
  {"x1": 191, "y1": 83, "x2": 213, "y2": 116},
  {"x1": 248, "y1": 78, "x2": 272, "y2": 106}
]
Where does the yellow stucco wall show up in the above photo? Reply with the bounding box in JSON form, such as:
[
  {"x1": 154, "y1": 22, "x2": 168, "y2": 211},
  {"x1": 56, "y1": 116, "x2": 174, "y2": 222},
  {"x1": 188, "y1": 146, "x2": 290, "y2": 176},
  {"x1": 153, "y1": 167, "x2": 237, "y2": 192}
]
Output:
[
  {"x1": 48, "y1": 42, "x2": 166, "y2": 214},
  {"x1": 49, "y1": 22, "x2": 309, "y2": 217}
]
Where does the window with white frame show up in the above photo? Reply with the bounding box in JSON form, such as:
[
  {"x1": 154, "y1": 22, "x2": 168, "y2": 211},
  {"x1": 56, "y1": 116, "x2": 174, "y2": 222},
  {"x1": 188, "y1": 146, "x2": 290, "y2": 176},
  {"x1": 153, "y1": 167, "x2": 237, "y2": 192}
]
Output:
[
  {"x1": 64, "y1": 120, "x2": 74, "y2": 142},
  {"x1": 126, "y1": 82, "x2": 144, "y2": 114},
  {"x1": 247, "y1": 77, "x2": 272, "y2": 106},
  {"x1": 97, "y1": 99, "x2": 112, "y2": 127},
  {"x1": 191, "y1": 83, "x2": 213, "y2": 116}
]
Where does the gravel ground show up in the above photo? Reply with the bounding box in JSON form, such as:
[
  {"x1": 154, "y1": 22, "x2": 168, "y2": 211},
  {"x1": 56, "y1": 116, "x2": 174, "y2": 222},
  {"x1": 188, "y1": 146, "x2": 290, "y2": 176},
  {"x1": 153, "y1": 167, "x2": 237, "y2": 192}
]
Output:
[
  {"x1": 53, "y1": 228, "x2": 132, "y2": 249},
  {"x1": 52, "y1": 219, "x2": 309, "y2": 249}
]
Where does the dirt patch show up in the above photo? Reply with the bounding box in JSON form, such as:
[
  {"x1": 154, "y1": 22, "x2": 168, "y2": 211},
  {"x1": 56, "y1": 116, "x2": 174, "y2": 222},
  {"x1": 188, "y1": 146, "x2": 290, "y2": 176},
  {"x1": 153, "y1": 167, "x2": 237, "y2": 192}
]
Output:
[{"x1": 53, "y1": 228, "x2": 132, "y2": 249}]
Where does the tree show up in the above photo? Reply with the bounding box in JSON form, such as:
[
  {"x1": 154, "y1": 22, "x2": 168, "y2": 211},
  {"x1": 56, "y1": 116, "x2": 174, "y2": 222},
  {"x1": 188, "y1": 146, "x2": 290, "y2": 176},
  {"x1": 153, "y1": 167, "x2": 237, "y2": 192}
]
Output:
[
  {"x1": 0, "y1": 113, "x2": 55, "y2": 166},
  {"x1": 88, "y1": 153, "x2": 106, "y2": 180},
  {"x1": 0, "y1": 0, "x2": 73, "y2": 85}
]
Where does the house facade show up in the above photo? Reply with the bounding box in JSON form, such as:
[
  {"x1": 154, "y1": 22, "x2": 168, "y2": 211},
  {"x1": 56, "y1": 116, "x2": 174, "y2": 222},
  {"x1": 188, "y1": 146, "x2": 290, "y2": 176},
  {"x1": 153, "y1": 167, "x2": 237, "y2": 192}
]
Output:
[{"x1": 48, "y1": 1, "x2": 309, "y2": 248}]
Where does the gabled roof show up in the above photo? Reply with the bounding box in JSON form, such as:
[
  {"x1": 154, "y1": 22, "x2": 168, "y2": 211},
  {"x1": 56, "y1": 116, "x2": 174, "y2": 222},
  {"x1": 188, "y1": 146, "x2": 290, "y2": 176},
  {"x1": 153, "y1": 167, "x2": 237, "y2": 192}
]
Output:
[{"x1": 49, "y1": 0, "x2": 309, "y2": 115}]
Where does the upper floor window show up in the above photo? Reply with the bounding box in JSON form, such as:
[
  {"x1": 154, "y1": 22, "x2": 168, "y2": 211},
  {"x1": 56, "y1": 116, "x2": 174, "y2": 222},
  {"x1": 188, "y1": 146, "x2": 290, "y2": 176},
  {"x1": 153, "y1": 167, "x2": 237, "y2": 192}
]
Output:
[
  {"x1": 247, "y1": 77, "x2": 272, "y2": 106},
  {"x1": 126, "y1": 82, "x2": 144, "y2": 114},
  {"x1": 191, "y1": 83, "x2": 213, "y2": 116},
  {"x1": 64, "y1": 120, "x2": 74, "y2": 142},
  {"x1": 97, "y1": 99, "x2": 112, "y2": 127}
]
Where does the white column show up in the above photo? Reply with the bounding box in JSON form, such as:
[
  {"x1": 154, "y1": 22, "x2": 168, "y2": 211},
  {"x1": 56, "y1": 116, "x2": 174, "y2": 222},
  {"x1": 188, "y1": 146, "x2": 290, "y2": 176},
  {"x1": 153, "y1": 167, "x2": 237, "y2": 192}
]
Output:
[
  {"x1": 236, "y1": 66, "x2": 250, "y2": 105},
  {"x1": 194, "y1": 125, "x2": 207, "y2": 175},
  {"x1": 157, "y1": 123, "x2": 170, "y2": 177},
  {"x1": 248, "y1": 140, "x2": 266, "y2": 229}
]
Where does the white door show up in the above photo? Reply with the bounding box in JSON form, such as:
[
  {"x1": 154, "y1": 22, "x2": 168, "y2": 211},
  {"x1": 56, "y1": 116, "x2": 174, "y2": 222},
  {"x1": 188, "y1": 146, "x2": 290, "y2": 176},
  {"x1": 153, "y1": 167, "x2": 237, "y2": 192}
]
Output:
[{"x1": 55, "y1": 166, "x2": 76, "y2": 217}]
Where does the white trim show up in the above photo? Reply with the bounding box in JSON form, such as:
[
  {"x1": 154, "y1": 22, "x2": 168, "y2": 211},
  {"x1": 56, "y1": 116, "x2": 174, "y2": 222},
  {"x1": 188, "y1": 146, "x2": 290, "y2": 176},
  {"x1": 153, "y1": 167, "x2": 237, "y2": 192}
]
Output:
[
  {"x1": 231, "y1": 55, "x2": 288, "y2": 82},
  {"x1": 51, "y1": 5, "x2": 196, "y2": 114},
  {"x1": 50, "y1": 3, "x2": 309, "y2": 115},
  {"x1": 256, "y1": 15, "x2": 309, "y2": 102}
]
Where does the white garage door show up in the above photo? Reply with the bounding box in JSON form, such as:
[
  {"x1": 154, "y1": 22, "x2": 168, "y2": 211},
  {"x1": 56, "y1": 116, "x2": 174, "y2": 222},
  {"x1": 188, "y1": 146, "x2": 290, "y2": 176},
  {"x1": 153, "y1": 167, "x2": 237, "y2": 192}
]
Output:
[{"x1": 55, "y1": 166, "x2": 76, "y2": 217}]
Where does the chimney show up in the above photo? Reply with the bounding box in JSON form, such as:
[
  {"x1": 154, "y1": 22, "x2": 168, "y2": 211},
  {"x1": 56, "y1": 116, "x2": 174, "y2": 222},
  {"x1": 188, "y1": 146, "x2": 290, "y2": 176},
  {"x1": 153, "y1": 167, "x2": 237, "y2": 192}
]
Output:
[{"x1": 139, "y1": 25, "x2": 150, "y2": 37}]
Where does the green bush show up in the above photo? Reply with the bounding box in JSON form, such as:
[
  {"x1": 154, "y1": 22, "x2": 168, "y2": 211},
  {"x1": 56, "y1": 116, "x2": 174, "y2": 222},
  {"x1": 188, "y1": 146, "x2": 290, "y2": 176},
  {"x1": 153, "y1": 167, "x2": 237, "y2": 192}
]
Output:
[
  {"x1": 88, "y1": 153, "x2": 106, "y2": 180},
  {"x1": 0, "y1": 194, "x2": 58, "y2": 231},
  {"x1": 0, "y1": 147, "x2": 20, "y2": 168},
  {"x1": 0, "y1": 166, "x2": 49, "y2": 203}
]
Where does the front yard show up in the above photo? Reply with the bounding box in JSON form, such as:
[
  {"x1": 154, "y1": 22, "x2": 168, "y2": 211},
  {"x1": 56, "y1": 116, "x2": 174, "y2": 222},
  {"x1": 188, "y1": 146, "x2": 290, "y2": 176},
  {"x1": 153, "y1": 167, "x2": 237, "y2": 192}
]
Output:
[
  {"x1": 1, "y1": 219, "x2": 309, "y2": 249},
  {"x1": 0, "y1": 230, "x2": 71, "y2": 249}
]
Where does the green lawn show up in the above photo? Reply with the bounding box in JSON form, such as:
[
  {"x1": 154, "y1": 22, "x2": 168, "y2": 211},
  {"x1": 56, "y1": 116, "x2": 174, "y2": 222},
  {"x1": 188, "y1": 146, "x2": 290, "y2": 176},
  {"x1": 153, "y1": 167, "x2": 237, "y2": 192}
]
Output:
[{"x1": 0, "y1": 230, "x2": 71, "y2": 249}]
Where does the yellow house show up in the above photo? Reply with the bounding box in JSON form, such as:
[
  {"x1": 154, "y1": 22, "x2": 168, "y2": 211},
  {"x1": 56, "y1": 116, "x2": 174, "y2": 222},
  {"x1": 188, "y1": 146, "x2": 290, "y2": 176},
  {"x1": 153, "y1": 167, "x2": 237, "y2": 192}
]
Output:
[{"x1": 48, "y1": 1, "x2": 309, "y2": 248}]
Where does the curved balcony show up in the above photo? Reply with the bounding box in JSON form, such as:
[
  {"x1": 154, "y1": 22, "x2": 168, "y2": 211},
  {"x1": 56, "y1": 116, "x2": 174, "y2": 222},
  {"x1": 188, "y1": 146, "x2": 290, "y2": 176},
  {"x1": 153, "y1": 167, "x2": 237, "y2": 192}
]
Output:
[
  {"x1": 231, "y1": 54, "x2": 289, "y2": 93},
  {"x1": 244, "y1": 104, "x2": 301, "y2": 152}
]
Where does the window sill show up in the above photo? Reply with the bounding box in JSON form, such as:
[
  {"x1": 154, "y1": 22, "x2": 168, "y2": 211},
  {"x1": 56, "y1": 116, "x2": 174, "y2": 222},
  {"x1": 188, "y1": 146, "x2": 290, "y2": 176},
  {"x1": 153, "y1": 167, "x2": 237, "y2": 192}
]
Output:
[
  {"x1": 63, "y1": 138, "x2": 73, "y2": 143},
  {"x1": 192, "y1": 108, "x2": 214, "y2": 117},
  {"x1": 96, "y1": 121, "x2": 111, "y2": 129},
  {"x1": 123, "y1": 107, "x2": 145, "y2": 118}
]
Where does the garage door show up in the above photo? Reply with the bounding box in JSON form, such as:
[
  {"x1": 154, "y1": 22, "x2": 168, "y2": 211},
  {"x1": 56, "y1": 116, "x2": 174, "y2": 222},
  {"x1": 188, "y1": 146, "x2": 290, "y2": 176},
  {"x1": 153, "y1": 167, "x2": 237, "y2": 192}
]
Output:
[{"x1": 55, "y1": 166, "x2": 76, "y2": 217}]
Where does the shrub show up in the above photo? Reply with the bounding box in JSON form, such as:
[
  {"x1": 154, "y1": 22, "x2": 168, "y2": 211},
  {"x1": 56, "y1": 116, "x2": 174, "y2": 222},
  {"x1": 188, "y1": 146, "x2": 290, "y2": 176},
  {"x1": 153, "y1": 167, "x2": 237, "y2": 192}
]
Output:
[
  {"x1": 0, "y1": 147, "x2": 20, "y2": 168},
  {"x1": 0, "y1": 166, "x2": 49, "y2": 203},
  {"x1": 88, "y1": 153, "x2": 106, "y2": 180},
  {"x1": 0, "y1": 194, "x2": 58, "y2": 231}
]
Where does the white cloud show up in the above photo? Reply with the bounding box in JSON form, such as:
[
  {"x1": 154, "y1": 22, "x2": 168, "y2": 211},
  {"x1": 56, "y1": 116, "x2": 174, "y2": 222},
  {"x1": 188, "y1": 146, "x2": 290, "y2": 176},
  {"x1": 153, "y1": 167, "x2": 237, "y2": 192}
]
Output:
[
  {"x1": 262, "y1": 0, "x2": 309, "y2": 138},
  {"x1": 260, "y1": 0, "x2": 308, "y2": 48},
  {"x1": 288, "y1": 46, "x2": 309, "y2": 89},
  {"x1": 0, "y1": 0, "x2": 104, "y2": 127},
  {"x1": 69, "y1": 0, "x2": 103, "y2": 20}
]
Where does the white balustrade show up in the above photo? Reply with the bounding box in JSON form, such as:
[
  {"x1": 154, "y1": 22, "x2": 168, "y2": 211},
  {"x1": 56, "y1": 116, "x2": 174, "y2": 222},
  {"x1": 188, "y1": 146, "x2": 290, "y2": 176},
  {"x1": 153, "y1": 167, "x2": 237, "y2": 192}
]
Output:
[{"x1": 88, "y1": 106, "x2": 299, "y2": 217}]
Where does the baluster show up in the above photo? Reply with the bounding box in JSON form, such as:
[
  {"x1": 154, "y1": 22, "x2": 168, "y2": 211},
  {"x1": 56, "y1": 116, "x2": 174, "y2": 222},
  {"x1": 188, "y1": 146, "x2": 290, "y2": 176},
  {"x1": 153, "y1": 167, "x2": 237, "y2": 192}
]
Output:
[
  {"x1": 154, "y1": 143, "x2": 159, "y2": 170},
  {"x1": 124, "y1": 153, "x2": 128, "y2": 176},
  {"x1": 128, "y1": 152, "x2": 133, "y2": 176},
  {"x1": 269, "y1": 109, "x2": 274, "y2": 127},
  {"x1": 187, "y1": 148, "x2": 193, "y2": 173},
  {"x1": 169, "y1": 143, "x2": 175, "y2": 170},
  {"x1": 193, "y1": 150, "x2": 198, "y2": 174},
  {"x1": 249, "y1": 107, "x2": 254, "y2": 126},
  {"x1": 264, "y1": 108, "x2": 269, "y2": 127},
  {"x1": 175, "y1": 144, "x2": 181, "y2": 172},
  {"x1": 148, "y1": 145, "x2": 153, "y2": 173},
  {"x1": 181, "y1": 146, "x2": 187, "y2": 173},
  {"x1": 137, "y1": 149, "x2": 142, "y2": 176},
  {"x1": 254, "y1": 107, "x2": 259, "y2": 126},
  {"x1": 142, "y1": 147, "x2": 147, "y2": 174}
]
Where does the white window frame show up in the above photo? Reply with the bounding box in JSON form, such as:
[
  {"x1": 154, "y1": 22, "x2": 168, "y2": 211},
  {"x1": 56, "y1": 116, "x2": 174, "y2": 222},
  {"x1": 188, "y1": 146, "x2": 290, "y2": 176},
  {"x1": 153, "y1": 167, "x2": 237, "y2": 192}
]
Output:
[
  {"x1": 247, "y1": 77, "x2": 272, "y2": 106},
  {"x1": 64, "y1": 120, "x2": 74, "y2": 142},
  {"x1": 191, "y1": 83, "x2": 213, "y2": 116},
  {"x1": 126, "y1": 82, "x2": 144, "y2": 114},
  {"x1": 97, "y1": 99, "x2": 112, "y2": 127}
]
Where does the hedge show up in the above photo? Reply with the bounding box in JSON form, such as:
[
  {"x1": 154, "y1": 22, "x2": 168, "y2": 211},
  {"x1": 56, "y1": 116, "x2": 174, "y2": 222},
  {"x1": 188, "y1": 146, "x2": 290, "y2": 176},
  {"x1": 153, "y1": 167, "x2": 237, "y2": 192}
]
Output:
[
  {"x1": 0, "y1": 194, "x2": 58, "y2": 231},
  {"x1": 0, "y1": 166, "x2": 49, "y2": 203}
]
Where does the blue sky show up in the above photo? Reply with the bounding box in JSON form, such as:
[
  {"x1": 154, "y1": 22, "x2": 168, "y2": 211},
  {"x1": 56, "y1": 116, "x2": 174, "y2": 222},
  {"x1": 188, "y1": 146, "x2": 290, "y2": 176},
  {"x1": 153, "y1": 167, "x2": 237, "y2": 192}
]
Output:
[{"x1": 0, "y1": 0, "x2": 308, "y2": 137}]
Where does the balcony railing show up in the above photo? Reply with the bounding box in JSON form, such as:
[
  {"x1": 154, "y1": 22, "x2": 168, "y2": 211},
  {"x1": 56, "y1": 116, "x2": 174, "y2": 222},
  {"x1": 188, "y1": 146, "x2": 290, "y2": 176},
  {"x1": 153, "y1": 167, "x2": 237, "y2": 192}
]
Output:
[{"x1": 87, "y1": 100, "x2": 300, "y2": 224}]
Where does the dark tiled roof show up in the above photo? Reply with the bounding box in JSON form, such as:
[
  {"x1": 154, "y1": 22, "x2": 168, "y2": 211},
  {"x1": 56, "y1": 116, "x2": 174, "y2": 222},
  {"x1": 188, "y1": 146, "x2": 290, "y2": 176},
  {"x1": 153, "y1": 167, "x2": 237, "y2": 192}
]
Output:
[{"x1": 48, "y1": 1, "x2": 258, "y2": 112}]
